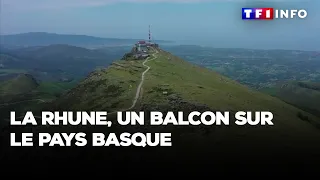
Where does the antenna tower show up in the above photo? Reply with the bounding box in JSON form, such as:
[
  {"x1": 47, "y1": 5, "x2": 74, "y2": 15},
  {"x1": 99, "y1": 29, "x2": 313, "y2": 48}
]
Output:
[{"x1": 148, "y1": 25, "x2": 151, "y2": 43}]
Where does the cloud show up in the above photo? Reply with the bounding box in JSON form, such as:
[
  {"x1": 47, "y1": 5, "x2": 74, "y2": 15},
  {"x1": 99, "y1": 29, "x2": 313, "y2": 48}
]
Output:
[{"x1": 1, "y1": 0, "x2": 300, "y2": 10}]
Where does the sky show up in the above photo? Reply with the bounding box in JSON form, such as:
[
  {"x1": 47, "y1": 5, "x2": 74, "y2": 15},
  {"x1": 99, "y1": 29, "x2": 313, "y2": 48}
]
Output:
[{"x1": 1, "y1": 0, "x2": 319, "y2": 50}]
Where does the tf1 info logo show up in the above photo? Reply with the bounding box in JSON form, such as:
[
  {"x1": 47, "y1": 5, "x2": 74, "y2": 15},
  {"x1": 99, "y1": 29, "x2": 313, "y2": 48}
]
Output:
[{"x1": 242, "y1": 8, "x2": 308, "y2": 20}]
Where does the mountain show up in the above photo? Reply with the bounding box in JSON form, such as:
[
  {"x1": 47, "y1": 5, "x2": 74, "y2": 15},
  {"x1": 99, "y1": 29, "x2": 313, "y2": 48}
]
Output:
[
  {"x1": 0, "y1": 73, "x2": 39, "y2": 96},
  {"x1": 0, "y1": 73, "x2": 44, "y2": 123},
  {"x1": 3, "y1": 47, "x2": 320, "y2": 169},
  {"x1": 0, "y1": 73, "x2": 41, "y2": 119},
  {"x1": 0, "y1": 44, "x2": 128, "y2": 81},
  {"x1": 0, "y1": 32, "x2": 173, "y2": 47},
  {"x1": 0, "y1": 53, "x2": 23, "y2": 73},
  {"x1": 262, "y1": 81, "x2": 320, "y2": 117},
  {"x1": 0, "y1": 73, "x2": 79, "y2": 121},
  {"x1": 0, "y1": 53, "x2": 20, "y2": 64},
  {"x1": 9, "y1": 44, "x2": 110, "y2": 59},
  {"x1": 37, "y1": 47, "x2": 320, "y2": 163}
]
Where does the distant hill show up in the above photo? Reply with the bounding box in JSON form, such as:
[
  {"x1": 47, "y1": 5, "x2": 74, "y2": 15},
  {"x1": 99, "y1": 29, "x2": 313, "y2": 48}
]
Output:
[
  {"x1": 0, "y1": 44, "x2": 130, "y2": 81},
  {"x1": 0, "y1": 73, "x2": 39, "y2": 96},
  {"x1": 0, "y1": 73, "x2": 39, "y2": 121},
  {"x1": 262, "y1": 81, "x2": 320, "y2": 117},
  {"x1": 0, "y1": 32, "x2": 173, "y2": 47},
  {"x1": 0, "y1": 53, "x2": 25, "y2": 81},
  {"x1": 0, "y1": 53, "x2": 22, "y2": 68},
  {"x1": 10, "y1": 44, "x2": 111, "y2": 59},
  {"x1": 0, "y1": 73, "x2": 71, "y2": 121},
  {"x1": 0, "y1": 50, "x2": 32, "y2": 70}
]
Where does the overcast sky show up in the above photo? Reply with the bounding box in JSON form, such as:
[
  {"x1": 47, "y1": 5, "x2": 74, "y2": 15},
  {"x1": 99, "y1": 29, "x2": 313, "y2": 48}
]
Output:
[{"x1": 1, "y1": 0, "x2": 319, "y2": 50}]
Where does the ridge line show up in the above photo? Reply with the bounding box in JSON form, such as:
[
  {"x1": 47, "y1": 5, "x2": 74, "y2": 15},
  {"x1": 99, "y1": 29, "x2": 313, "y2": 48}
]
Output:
[
  {"x1": 4, "y1": 49, "x2": 159, "y2": 121},
  {"x1": 109, "y1": 48, "x2": 159, "y2": 115}
]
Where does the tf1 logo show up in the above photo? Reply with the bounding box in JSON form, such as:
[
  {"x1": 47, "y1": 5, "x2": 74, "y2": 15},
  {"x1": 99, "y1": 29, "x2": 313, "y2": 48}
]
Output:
[{"x1": 242, "y1": 8, "x2": 308, "y2": 20}]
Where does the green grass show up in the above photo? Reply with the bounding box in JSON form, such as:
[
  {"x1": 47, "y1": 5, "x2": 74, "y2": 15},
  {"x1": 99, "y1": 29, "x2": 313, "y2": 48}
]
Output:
[
  {"x1": 36, "y1": 81, "x2": 78, "y2": 95},
  {"x1": 144, "y1": 51, "x2": 315, "y2": 113},
  {"x1": 261, "y1": 81, "x2": 320, "y2": 117},
  {"x1": 51, "y1": 60, "x2": 146, "y2": 111},
  {"x1": 259, "y1": 87, "x2": 279, "y2": 96},
  {"x1": 0, "y1": 74, "x2": 38, "y2": 95},
  {"x1": 0, "y1": 76, "x2": 79, "y2": 120}
]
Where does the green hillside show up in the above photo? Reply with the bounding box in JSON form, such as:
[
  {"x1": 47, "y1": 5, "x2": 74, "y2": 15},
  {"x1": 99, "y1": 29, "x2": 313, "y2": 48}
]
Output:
[
  {"x1": 262, "y1": 81, "x2": 320, "y2": 117},
  {"x1": 49, "y1": 48, "x2": 320, "y2": 150},
  {"x1": 0, "y1": 74, "x2": 40, "y2": 120},
  {"x1": 0, "y1": 74, "x2": 77, "y2": 120},
  {"x1": 36, "y1": 81, "x2": 78, "y2": 96},
  {"x1": 2, "y1": 47, "x2": 320, "y2": 166},
  {"x1": 0, "y1": 73, "x2": 77, "y2": 100},
  {"x1": 0, "y1": 73, "x2": 39, "y2": 95}
]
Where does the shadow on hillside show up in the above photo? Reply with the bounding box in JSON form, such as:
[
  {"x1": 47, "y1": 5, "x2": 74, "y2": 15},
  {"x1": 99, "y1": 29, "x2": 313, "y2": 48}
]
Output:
[{"x1": 2, "y1": 100, "x2": 320, "y2": 173}]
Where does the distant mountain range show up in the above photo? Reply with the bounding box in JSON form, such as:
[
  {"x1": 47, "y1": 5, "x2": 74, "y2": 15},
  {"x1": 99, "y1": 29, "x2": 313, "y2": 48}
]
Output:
[
  {"x1": 0, "y1": 44, "x2": 130, "y2": 82},
  {"x1": 0, "y1": 32, "x2": 174, "y2": 48}
]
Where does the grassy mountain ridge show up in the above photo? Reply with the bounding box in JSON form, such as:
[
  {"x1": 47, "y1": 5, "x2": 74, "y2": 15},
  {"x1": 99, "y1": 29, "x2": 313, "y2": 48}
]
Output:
[
  {"x1": 3, "y1": 47, "x2": 320, "y2": 167},
  {"x1": 48, "y1": 48, "x2": 320, "y2": 146},
  {"x1": 50, "y1": 55, "x2": 147, "y2": 111}
]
